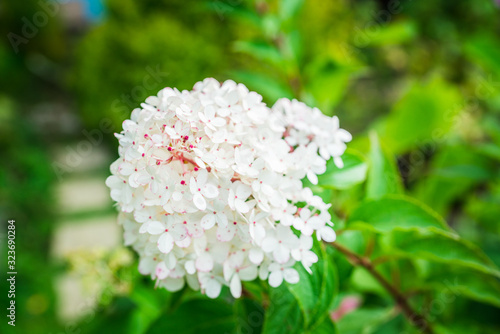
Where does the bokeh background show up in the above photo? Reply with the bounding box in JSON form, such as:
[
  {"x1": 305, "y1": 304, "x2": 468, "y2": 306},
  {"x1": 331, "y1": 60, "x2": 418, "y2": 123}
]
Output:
[{"x1": 1, "y1": 0, "x2": 500, "y2": 333}]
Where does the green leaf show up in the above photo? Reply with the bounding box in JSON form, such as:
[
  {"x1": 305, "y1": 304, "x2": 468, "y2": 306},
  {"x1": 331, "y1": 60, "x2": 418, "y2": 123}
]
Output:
[
  {"x1": 413, "y1": 145, "x2": 495, "y2": 215},
  {"x1": 279, "y1": 0, "x2": 304, "y2": 21},
  {"x1": 234, "y1": 41, "x2": 283, "y2": 66},
  {"x1": 234, "y1": 297, "x2": 265, "y2": 334},
  {"x1": 128, "y1": 286, "x2": 165, "y2": 334},
  {"x1": 366, "y1": 132, "x2": 403, "y2": 199},
  {"x1": 363, "y1": 20, "x2": 418, "y2": 46},
  {"x1": 317, "y1": 149, "x2": 368, "y2": 190},
  {"x1": 336, "y1": 307, "x2": 394, "y2": 334},
  {"x1": 350, "y1": 267, "x2": 387, "y2": 296},
  {"x1": 232, "y1": 70, "x2": 294, "y2": 102},
  {"x1": 262, "y1": 244, "x2": 337, "y2": 333},
  {"x1": 390, "y1": 230, "x2": 500, "y2": 279},
  {"x1": 262, "y1": 284, "x2": 305, "y2": 334},
  {"x1": 286, "y1": 244, "x2": 337, "y2": 329},
  {"x1": 145, "y1": 299, "x2": 235, "y2": 334},
  {"x1": 377, "y1": 78, "x2": 462, "y2": 153},
  {"x1": 347, "y1": 195, "x2": 448, "y2": 233},
  {"x1": 207, "y1": 2, "x2": 261, "y2": 28},
  {"x1": 464, "y1": 33, "x2": 500, "y2": 76},
  {"x1": 425, "y1": 269, "x2": 500, "y2": 308},
  {"x1": 305, "y1": 59, "x2": 357, "y2": 111},
  {"x1": 307, "y1": 316, "x2": 337, "y2": 334}
]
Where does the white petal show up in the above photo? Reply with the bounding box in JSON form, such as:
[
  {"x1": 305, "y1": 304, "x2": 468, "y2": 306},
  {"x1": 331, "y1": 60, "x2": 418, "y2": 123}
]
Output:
[
  {"x1": 189, "y1": 176, "x2": 197, "y2": 193},
  {"x1": 273, "y1": 244, "x2": 290, "y2": 264},
  {"x1": 202, "y1": 184, "x2": 219, "y2": 198},
  {"x1": 262, "y1": 237, "x2": 278, "y2": 252},
  {"x1": 157, "y1": 233, "x2": 174, "y2": 253},
  {"x1": 259, "y1": 266, "x2": 269, "y2": 280},
  {"x1": 205, "y1": 279, "x2": 222, "y2": 299},
  {"x1": 186, "y1": 274, "x2": 200, "y2": 290},
  {"x1": 211, "y1": 117, "x2": 226, "y2": 127},
  {"x1": 118, "y1": 162, "x2": 135, "y2": 176},
  {"x1": 193, "y1": 193, "x2": 207, "y2": 210},
  {"x1": 169, "y1": 224, "x2": 188, "y2": 241},
  {"x1": 223, "y1": 262, "x2": 235, "y2": 282},
  {"x1": 216, "y1": 223, "x2": 236, "y2": 242},
  {"x1": 211, "y1": 242, "x2": 230, "y2": 263},
  {"x1": 319, "y1": 227, "x2": 337, "y2": 242},
  {"x1": 162, "y1": 278, "x2": 184, "y2": 292},
  {"x1": 235, "y1": 199, "x2": 249, "y2": 213},
  {"x1": 175, "y1": 236, "x2": 191, "y2": 248},
  {"x1": 230, "y1": 275, "x2": 242, "y2": 298},
  {"x1": 216, "y1": 213, "x2": 228, "y2": 227},
  {"x1": 306, "y1": 170, "x2": 318, "y2": 185},
  {"x1": 283, "y1": 268, "x2": 300, "y2": 284},
  {"x1": 139, "y1": 223, "x2": 148, "y2": 234},
  {"x1": 136, "y1": 171, "x2": 151, "y2": 185},
  {"x1": 291, "y1": 249, "x2": 301, "y2": 262},
  {"x1": 106, "y1": 175, "x2": 122, "y2": 188},
  {"x1": 205, "y1": 105, "x2": 216, "y2": 119},
  {"x1": 138, "y1": 257, "x2": 155, "y2": 275},
  {"x1": 237, "y1": 184, "x2": 252, "y2": 199},
  {"x1": 249, "y1": 223, "x2": 266, "y2": 243},
  {"x1": 187, "y1": 221, "x2": 204, "y2": 238},
  {"x1": 155, "y1": 262, "x2": 169, "y2": 280},
  {"x1": 338, "y1": 129, "x2": 352, "y2": 142},
  {"x1": 172, "y1": 191, "x2": 183, "y2": 201},
  {"x1": 197, "y1": 168, "x2": 208, "y2": 185},
  {"x1": 201, "y1": 213, "x2": 216, "y2": 230},
  {"x1": 269, "y1": 270, "x2": 283, "y2": 287},
  {"x1": 228, "y1": 189, "x2": 236, "y2": 209},
  {"x1": 249, "y1": 248, "x2": 264, "y2": 265},
  {"x1": 239, "y1": 266, "x2": 258, "y2": 281},
  {"x1": 185, "y1": 260, "x2": 196, "y2": 275},
  {"x1": 166, "y1": 252, "x2": 177, "y2": 270},
  {"x1": 147, "y1": 221, "x2": 165, "y2": 235},
  {"x1": 292, "y1": 217, "x2": 305, "y2": 231},
  {"x1": 196, "y1": 252, "x2": 214, "y2": 272},
  {"x1": 334, "y1": 156, "x2": 344, "y2": 168}
]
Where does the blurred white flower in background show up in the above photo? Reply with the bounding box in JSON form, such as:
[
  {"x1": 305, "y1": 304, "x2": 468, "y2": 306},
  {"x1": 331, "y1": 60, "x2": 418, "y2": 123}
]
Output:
[{"x1": 106, "y1": 78, "x2": 351, "y2": 298}]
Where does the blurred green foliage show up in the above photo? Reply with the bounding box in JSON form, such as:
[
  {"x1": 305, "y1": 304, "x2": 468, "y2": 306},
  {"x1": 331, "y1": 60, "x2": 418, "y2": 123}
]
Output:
[
  {"x1": 72, "y1": 0, "x2": 235, "y2": 131},
  {"x1": 2, "y1": 0, "x2": 500, "y2": 333}
]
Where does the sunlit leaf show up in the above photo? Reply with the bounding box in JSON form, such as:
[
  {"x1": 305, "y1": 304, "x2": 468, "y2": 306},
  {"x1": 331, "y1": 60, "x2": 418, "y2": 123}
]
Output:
[
  {"x1": 366, "y1": 132, "x2": 403, "y2": 199},
  {"x1": 362, "y1": 20, "x2": 418, "y2": 46},
  {"x1": 317, "y1": 149, "x2": 368, "y2": 190},
  {"x1": 306, "y1": 315, "x2": 337, "y2": 334},
  {"x1": 234, "y1": 40, "x2": 283, "y2": 66},
  {"x1": 424, "y1": 269, "x2": 500, "y2": 308},
  {"x1": 279, "y1": 0, "x2": 304, "y2": 22},
  {"x1": 390, "y1": 230, "x2": 500, "y2": 278},
  {"x1": 347, "y1": 195, "x2": 448, "y2": 233},
  {"x1": 377, "y1": 78, "x2": 462, "y2": 153},
  {"x1": 263, "y1": 244, "x2": 337, "y2": 333},
  {"x1": 336, "y1": 307, "x2": 394, "y2": 334}
]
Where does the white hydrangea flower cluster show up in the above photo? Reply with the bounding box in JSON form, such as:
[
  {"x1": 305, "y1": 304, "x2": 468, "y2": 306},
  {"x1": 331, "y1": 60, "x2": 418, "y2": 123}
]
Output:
[{"x1": 106, "y1": 78, "x2": 351, "y2": 299}]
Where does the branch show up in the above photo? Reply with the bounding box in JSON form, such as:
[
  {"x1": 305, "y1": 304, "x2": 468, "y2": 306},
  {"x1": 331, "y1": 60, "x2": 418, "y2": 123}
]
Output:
[{"x1": 329, "y1": 242, "x2": 434, "y2": 334}]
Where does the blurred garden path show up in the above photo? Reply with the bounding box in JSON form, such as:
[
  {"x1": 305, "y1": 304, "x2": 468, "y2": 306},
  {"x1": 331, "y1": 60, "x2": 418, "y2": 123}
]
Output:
[{"x1": 50, "y1": 142, "x2": 120, "y2": 321}]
